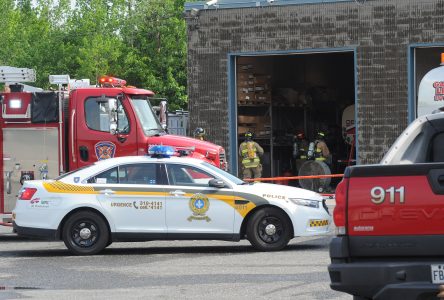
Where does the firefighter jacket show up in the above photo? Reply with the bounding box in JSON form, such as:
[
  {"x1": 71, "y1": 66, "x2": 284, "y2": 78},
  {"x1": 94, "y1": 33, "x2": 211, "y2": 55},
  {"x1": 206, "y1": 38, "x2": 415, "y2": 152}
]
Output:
[
  {"x1": 314, "y1": 140, "x2": 330, "y2": 162},
  {"x1": 239, "y1": 141, "x2": 264, "y2": 168},
  {"x1": 296, "y1": 140, "x2": 309, "y2": 160}
]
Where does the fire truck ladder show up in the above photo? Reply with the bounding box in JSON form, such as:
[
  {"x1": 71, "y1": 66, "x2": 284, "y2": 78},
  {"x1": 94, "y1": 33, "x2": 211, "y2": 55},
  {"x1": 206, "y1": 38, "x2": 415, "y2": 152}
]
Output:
[{"x1": 0, "y1": 66, "x2": 36, "y2": 84}]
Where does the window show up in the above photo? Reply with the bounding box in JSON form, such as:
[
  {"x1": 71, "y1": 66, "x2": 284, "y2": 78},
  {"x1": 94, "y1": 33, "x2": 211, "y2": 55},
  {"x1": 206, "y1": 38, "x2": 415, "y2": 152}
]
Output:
[
  {"x1": 87, "y1": 167, "x2": 119, "y2": 184},
  {"x1": 87, "y1": 164, "x2": 158, "y2": 185},
  {"x1": 85, "y1": 97, "x2": 129, "y2": 133},
  {"x1": 166, "y1": 164, "x2": 215, "y2": 186},
  {"x1": 431, "y1": 132, "x2": 444, "y2": 162}
]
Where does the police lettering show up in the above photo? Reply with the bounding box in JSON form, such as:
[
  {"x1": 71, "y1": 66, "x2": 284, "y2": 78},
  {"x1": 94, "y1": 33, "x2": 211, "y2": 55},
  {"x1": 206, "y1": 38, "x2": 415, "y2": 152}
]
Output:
[
  {"x1": 111, "y1": 202, "x2": 132, "y2": 208},
  {"x1": 262, "y1": 194, "x2": 285, "y2": 199}
]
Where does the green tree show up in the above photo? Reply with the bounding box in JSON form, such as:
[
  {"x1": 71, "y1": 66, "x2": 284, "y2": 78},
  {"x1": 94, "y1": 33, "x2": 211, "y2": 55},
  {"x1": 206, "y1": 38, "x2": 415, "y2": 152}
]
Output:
[
  {"x1": 123, "y1": 0, "x2": 188, "y2": 110},
  {"x1": 0, "y1": 0, "x2": 189, "y2": 110}
]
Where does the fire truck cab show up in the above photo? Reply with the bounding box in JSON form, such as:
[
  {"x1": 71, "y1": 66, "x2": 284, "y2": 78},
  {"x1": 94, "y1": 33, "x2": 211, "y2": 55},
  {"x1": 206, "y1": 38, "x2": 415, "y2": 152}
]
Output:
[{"x1": 0, "y1": 68, "x2": 227, "y2": 223}]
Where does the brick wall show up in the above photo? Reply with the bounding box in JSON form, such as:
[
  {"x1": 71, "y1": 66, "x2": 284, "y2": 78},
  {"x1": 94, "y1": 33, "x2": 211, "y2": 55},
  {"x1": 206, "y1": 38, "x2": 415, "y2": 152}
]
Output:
[{"x1": 186, "y1": 0, "x2": 444, "y2": 165}]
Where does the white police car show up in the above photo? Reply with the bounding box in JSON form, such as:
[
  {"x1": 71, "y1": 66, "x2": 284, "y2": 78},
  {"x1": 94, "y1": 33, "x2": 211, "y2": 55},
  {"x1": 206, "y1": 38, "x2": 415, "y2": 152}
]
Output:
[{"x1": 13, "y1": 147, "x2": 331, "y2": 255}]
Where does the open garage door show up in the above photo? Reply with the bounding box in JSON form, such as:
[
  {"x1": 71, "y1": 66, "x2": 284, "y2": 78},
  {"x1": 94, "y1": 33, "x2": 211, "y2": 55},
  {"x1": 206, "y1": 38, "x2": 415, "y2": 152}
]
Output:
[{"x1": 235, "y1": 51, "x2": 355, "y2": 190}]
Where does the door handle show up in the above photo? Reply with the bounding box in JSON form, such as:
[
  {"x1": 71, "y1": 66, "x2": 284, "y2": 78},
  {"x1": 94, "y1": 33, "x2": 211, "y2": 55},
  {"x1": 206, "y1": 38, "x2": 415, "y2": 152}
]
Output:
[
  {"x1": 117, "y1": 134, "x2": 127, "y2": 143},
  {"x1": 99, "y1": 189, "x2": 115, "y2": 196},
  {"x1": 169, "y1": 190, "x2": 185, "y2": 196},
  {"x1": 438, "y1": 175, "x2": 444, "y2": 184}
]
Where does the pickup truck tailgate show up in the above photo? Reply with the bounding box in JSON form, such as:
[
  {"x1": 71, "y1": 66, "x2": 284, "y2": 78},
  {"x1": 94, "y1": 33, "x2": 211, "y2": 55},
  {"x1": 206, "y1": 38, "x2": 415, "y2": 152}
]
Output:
[{"x1": 346, "y1": 163, "x2": 444, "y2": 257}]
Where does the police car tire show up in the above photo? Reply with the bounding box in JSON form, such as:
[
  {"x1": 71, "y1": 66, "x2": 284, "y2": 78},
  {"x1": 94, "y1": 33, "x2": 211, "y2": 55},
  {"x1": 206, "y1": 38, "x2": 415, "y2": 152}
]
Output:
[
  {"x1": 246, "y1": 207, "x2": 292, "y2": 251},
  {"x1": 62, "y1": 211, "x2": 109, "y2": 256}
]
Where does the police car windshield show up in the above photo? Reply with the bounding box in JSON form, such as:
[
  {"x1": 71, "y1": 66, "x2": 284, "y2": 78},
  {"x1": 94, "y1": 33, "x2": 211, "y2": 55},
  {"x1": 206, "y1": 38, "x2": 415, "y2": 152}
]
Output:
[
  {"x1": 54, "y1": 165, "x2": 92, "y2": 180},
  {"x1": 130, "y1": 96, "x2": 164, "y2": 136},
  {"x1": 201, "y1": 162, "x2": 244, "y2": 184}
]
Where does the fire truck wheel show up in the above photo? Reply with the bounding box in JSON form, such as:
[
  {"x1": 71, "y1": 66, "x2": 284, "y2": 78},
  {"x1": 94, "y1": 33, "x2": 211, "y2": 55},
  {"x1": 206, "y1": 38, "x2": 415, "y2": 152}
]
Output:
[
  {"x1": 246, "y1": 207, "x2": 292, "y2": 251},
  {"x1": 62, "y1": 211, "x2": 109, "y2": 255}
]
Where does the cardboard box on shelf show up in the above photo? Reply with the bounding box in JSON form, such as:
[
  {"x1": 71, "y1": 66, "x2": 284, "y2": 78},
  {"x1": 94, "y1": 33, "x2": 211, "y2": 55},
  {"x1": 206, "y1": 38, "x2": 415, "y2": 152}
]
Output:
[
  {"x1": 254, "y1": 75, "x2": 271, "y2": 85},
  {"x1": 238, "y1": 92, "x2": 255, "y2": 101},
  {"x1": 237, "y1": 73, "x2": 254, "y2": 81},
  {"x1": 238, "y1": 126, "x2": 256, "y2": 135},
  {"x1": 239, "y1": 87, "x2": 255, "y2": 93},
  {"x1": 237, "y1": 80, "x2": 255, "y2": 88},
  {"x1": 238, "y1": 64, "x2": 254, "y2": 72},
  {"x1": 238, "y1": 115, "x2": 270, "y2": 125},
  {"x1": 255, "y1": 93, "x2": 272, "y2": 103}
]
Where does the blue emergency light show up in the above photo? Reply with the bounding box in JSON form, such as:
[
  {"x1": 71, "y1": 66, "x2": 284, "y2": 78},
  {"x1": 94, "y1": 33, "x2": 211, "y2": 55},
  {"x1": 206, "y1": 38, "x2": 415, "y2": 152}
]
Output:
[{"x1": 148, "y1": 145, "x2": 175, "y2": 158}]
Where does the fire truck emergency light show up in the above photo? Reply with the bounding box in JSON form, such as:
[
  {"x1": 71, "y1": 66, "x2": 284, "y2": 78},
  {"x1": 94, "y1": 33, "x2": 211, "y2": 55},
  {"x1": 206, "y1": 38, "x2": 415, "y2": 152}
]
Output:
[
  {"x1": 9, "y1": 99, "x2": 22, "y2": 109},
  {"x1": 99, "y1": 76, "x2": 127, "y2": 87},
  {"x1": 49, "y1": 75, "x2": 70, "y2": 85}
]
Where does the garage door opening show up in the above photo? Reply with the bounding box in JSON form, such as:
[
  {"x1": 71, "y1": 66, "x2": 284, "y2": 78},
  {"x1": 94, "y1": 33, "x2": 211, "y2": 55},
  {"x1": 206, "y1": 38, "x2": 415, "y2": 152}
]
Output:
[{"x1": 235, "y1": 51, "x2": 355, "y2": 191}]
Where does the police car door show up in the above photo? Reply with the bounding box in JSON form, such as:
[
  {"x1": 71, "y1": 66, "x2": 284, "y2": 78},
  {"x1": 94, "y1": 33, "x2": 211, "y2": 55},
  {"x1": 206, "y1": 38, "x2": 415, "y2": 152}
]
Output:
[
  {"x1": 89, "y1": 163, "x2": 166, "y2": 234},
  {"x1": 164, "y1": 163, "x2": 235, "y2": 238}
]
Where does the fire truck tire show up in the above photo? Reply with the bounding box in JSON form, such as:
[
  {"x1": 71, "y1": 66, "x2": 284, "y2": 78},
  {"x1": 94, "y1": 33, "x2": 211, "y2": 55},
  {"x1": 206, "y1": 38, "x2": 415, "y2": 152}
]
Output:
[
  {"x1": 62, "y1": 211, "x2": 109, "y2": 256},
  {"x1": 246, "y1": 207, "x2": 292, "y2": 251}
]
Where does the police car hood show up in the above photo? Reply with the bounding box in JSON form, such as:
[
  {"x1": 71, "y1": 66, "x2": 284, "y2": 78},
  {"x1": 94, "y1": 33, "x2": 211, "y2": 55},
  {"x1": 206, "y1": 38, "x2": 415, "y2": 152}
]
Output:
[{"x1": 236, "y1": 182, "x2": 323, "y2": 201}]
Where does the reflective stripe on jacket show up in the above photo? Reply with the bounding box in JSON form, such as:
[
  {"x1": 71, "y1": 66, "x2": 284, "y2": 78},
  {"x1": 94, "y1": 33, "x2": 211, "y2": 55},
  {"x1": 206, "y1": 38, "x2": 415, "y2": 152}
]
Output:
[
  {"x1": 314, "y1": 141, "x2": 327, "y2": 161},
  {"x1": 240, "y1": 141, "x2": 261, "y2": 168}
]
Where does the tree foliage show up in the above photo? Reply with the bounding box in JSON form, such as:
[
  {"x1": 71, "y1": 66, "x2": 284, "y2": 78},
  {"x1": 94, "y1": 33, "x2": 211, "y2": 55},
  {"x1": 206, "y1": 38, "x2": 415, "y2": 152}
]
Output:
[{"x1": 0, "y1": 0, "x2": 188, "y2": 110}]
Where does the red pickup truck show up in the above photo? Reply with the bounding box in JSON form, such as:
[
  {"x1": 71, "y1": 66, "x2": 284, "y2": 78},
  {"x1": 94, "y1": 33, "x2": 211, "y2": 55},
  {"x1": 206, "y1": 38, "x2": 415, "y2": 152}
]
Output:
[{"x1": 329, "y1": 112, "x2": 444, "y2": 300}]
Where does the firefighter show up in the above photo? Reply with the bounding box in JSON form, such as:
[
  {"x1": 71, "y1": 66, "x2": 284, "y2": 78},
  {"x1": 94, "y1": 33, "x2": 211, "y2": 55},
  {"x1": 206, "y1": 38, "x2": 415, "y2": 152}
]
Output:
[
  {"x1": 193, "y1": 127, "x2": 206, "y2": 141},
  {"x1": 314, "y1": 131, "x2": 331, "y2": 165},
  {"x1": 293, "y1": 132, "x2": 309, "y2": 175},
  {"x1": 239, "y1": 131, "x2": 264, "y2": 180}
]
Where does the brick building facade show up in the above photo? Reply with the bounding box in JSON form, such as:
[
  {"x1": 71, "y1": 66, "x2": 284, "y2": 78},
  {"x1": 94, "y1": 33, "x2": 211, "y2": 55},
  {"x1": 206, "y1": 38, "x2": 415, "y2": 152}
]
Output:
[{"x1": 184, "y1": 0, "x2": 444, "y2": 175}]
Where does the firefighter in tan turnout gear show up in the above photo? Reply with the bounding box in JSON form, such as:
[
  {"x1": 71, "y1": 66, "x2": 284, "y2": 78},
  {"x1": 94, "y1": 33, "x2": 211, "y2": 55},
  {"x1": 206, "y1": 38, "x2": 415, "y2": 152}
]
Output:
[
  {"x1": 313, "y1": 131, "x2": 331, "y2": 165},
  {"x1": 239, "y1": 131, "x2": 264, "y2": 180}
]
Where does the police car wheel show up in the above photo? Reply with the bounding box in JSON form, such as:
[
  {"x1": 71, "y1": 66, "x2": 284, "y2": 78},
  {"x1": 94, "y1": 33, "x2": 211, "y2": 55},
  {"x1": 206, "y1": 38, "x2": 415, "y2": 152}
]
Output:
[
  {"x1": 246, "y1": 207, "x2": 291, "y2": 251},
  {"x1": 62, "y1": 211, "x2": 109, "y2": 255}
]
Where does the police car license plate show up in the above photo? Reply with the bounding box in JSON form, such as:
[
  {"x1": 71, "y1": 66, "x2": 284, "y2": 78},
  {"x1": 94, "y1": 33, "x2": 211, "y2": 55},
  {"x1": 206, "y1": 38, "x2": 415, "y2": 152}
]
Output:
[{"x1": 431, "y1": 264, "x2": 444, "y2": 283}]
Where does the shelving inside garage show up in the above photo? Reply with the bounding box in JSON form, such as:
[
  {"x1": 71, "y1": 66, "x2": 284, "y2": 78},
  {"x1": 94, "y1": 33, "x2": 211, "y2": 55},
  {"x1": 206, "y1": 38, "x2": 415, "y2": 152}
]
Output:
[{"x1": 236, "y1": 52, "x2": 355, "y2": 184}]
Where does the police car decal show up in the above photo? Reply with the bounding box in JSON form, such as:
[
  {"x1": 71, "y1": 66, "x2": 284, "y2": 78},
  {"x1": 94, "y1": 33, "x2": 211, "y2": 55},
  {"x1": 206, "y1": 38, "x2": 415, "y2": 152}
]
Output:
[{"x1": 188, "y1": 193, "x2": 211, "y2": 222}]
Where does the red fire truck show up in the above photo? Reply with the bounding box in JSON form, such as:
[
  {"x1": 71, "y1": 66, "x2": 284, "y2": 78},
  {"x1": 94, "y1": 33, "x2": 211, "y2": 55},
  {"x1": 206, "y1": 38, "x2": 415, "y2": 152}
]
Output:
[{"x1": 0, "y1": 67, "x2": 227, "y2": 225}]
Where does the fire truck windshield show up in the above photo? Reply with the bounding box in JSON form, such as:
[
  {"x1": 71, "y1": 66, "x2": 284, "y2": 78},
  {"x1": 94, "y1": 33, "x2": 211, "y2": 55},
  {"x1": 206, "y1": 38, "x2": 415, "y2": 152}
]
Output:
[{"x1": 129, "y1": 95, "x2": 164, "y2": 136}]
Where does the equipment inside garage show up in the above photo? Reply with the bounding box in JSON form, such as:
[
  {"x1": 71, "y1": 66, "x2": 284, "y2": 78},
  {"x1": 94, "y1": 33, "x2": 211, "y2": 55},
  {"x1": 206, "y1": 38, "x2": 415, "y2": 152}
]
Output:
[{"x1": 236, "y1": 51, "x2": 355, "y2": 190}]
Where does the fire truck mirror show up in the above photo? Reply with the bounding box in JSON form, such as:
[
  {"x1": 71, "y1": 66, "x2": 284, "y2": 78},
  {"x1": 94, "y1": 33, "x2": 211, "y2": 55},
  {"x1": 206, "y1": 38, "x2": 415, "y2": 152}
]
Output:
[
  {"x1": 110, "y1": 122, "x2": 117, "y2": 134},
  {"x1": 159, "y1": 100, "x2": 168, "y2": 130},
  {"x1": 108, "y1": 98, "x2": 118, "y2": 134}
]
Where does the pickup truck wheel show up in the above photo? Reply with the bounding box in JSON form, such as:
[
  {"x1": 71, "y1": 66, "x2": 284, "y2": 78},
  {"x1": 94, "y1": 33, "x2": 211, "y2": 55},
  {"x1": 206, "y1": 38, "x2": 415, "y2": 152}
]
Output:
[
  {"x1": 62, "y1": 211, "x2": 109, "y2": 256},
  {"x1": 247, "y1": 207, "x2": 292, "y2": 251}
]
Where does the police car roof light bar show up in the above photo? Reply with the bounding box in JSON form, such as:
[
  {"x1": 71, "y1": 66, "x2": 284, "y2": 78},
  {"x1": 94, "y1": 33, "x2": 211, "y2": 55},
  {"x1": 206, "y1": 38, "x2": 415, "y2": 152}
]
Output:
[{"x1": 148, "y1": 145, "x2": 175, "y2": 158}]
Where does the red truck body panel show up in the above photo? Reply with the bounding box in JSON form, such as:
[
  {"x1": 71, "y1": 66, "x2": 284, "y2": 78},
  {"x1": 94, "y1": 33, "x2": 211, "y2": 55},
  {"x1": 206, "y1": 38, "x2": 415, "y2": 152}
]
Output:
[{"x1": 347, "y1": 175, "x2": 444, "y2": 236}]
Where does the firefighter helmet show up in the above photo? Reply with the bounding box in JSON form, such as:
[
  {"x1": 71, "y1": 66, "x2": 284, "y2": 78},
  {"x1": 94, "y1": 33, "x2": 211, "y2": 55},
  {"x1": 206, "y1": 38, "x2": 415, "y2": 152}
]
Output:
[
  {"x1": 317, "y1": 131, "x2": 326, "y2": 139},
  {"x1": 245, "y1": 131, "x2": 254, "y2": 140},
  {"x1": 296, "y1": 132, "x2": 305, "y2": 140},
  {"x1": 193, "y1": 127, "x2": 206, "y2": 138}
]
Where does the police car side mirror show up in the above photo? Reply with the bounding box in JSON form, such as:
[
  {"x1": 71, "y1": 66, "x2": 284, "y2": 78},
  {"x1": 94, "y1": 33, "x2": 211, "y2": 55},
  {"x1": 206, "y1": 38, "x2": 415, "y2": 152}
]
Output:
[{"x1": 209, "y1": 179, "x2": 226, "y2": 188}]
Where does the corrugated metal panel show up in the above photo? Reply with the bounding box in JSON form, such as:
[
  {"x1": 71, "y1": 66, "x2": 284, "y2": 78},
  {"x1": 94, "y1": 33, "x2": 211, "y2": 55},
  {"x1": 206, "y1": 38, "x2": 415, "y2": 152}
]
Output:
[{"x1": 185, "y1": 0, "x2": 355, "y2": 11}]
